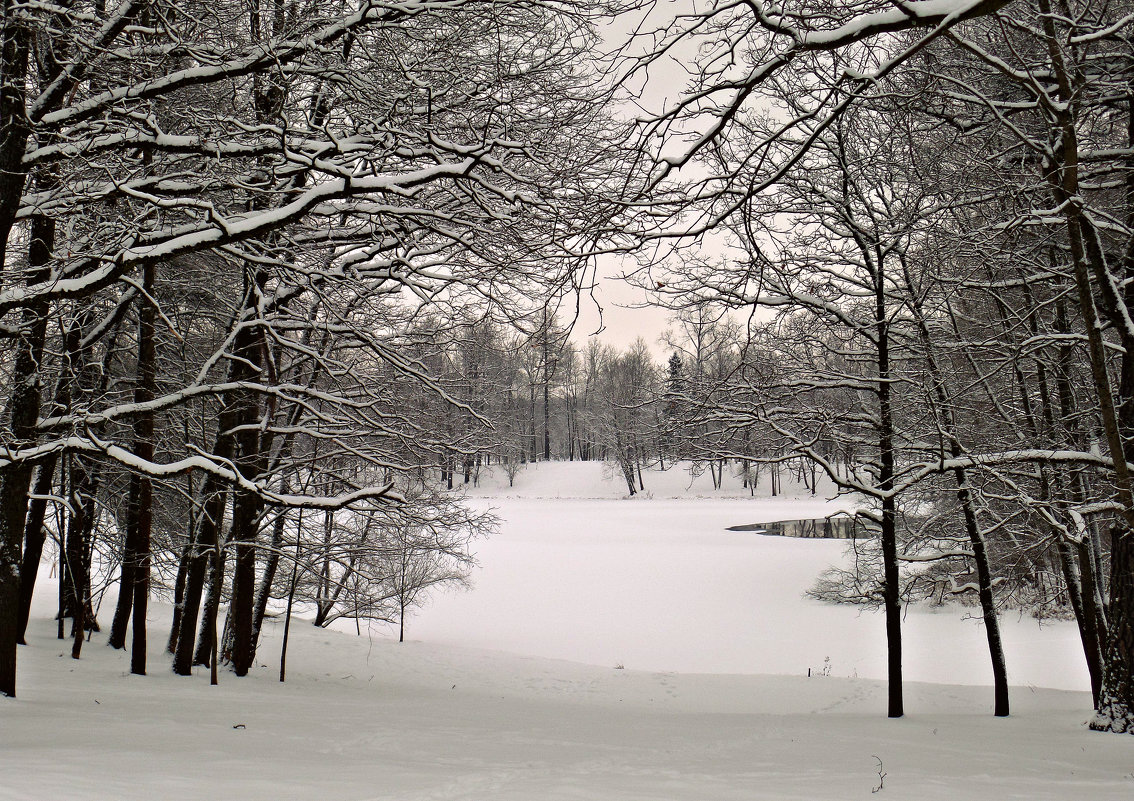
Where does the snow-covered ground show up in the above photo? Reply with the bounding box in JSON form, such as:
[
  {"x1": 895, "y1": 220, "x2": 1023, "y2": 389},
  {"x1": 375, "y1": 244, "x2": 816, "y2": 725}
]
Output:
[{"x1": 3, "y1": 462, "x2": 1131, "y2": 800}]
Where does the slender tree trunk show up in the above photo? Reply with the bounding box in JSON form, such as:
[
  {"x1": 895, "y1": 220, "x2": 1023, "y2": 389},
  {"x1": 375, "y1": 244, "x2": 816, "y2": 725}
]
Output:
[
  {"x1": 1057, "y1": 532, "x2": 1103, "y2": 702},
  {"x1": 56, "y1": 547, "x2": 65, "y2": 641},
  {"x1": 954, "y1": 466, "x2": 1009, "y2": 716},
  {"x1": 543, "y1": 367, "x2": 551, "y2": 462},
  {"x1": 875, "y1": 269, "x2": 902, "y2": 719},
  {"x1": 194, "y1": 534, "x2": 227, "y2": 668},
  {"x1": 915, "y1": 289, "x2": 1009, "y2": 717},
  {"x1": 172, "y1": 476, "x2": 229, "y2": 674},
  {"x1": 107, "y1": 495, "x2": 139, "y2": 650},
  {"x1": 19, "y1": 305, "x2": 99, "y2": 642},
  {"x1": 167, "y1": 536, "x2": 192, "y2": 654},
  {"x1": 167, "y1": 445, "x2": 197, "y2": 653},
  {"x1": 64, "y1": 458, "x2": 100, "y2": 659},
  {"x1": 529, "y1": 384, "x2": 536, "y2": 462},
  {"x1": 0, "y1": 216, "x2": 55, "y2": 695},
  {"x1": 16, "y1": 459, "x2": 57, "y2": 643},
  {"x1": 251, "y1": 505, "x2": 289, "y2": 655},
  {"x1": 314, "y1": 508, "x2": 334, "y2": 627},
  {"x1": 128, "y1": 263, "x2": 157, "y2": 675},
  {"x1": 210, "y1": 608, "x2": 218, "y2": 686},
  {"x1": 172, "y1": 279, "x2": 259, "y2": 673},
  {"x1": 280, "y1": 536, "x2": 300, "y2": 683}
]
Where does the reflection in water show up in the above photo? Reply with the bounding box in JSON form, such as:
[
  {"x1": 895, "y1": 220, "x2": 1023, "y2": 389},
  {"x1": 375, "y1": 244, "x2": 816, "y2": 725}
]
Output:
[{"x1": 726, "y1": 516, "x2": 861, "y2": 539}]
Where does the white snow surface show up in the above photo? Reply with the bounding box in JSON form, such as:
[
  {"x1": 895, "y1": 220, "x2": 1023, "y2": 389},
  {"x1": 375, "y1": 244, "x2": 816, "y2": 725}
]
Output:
[{"x1": 4, "y1": 461, "x2": 1132, "y2": 800}]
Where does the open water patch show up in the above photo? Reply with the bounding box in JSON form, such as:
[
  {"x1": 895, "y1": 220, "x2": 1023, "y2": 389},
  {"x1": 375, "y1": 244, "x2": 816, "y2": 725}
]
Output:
[{"x1": 727, "y1": 514, "x2": 861, "y2": 539}]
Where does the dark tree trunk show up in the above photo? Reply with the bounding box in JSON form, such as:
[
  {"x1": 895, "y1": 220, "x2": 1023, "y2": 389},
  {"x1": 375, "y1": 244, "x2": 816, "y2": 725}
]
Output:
[
  {"x1": 279, "y1": 537, "x2": 300, "y2": 683},
  {"x1": 0, "y1": 215, "x2": 54, "y2": 696},
  {"x1": 172, "y1": 476, "x2": 229, "y2": 674},
  {"x1": 529, "y1": 384, "x2": 536, "y2": 462},
  {"x1": 193, "y1": 535, "x2": 227, "y2": 668},
  {"x1": 1041, "y1": 290, "x2": 1107, "y2": 701},
  {"x1": 107, "y1": 504, "x2": 138, "y2": 650},
  {"x1": 106, "y1": 530, "x2": 135, "y2": 648},
  {"x1": 64, "y1": 457, "x2": 101, "y2": 660},
  {"x1": 16, "y1": 459, "x2": 57, "y2": 643},
  {"x1": 228, "y1": 487, "x2": 264, "y2": 676},
  {"x1": 314, "y1": 509, "x2": 334, "y2": 627},
  {"x1": 70, "y1": 465, "x2": 102, "y2": 660},
  {"x1": 543, "y1": 368, "x2": 551, "y2": 462},
  {"x1": 954, "y1": 467, "x2": 1009, "y2": 716},
  {"x1": 167, "y1": 536, "x2": 193, "y2": 654},
  {"x1": 19, "y1": 304, "x2": 97, "y2": 643},
  {"x1": 172, "y1": 274, "x2": 259, "y2": 673},
  {"x1": 1092, "y1": 529, "x2": 1134, "y2": 732},
  {"x1": 875, "y1": 273, "x2": 902, "y2": 719},
  {"x1": 129, "y1": 262, "x2": 157, "y2": 675},
  {"x1": 251, "y1": 506, "x2": 288, "y2": 656},
  {"x1": 916, "y1": 288, "x2": 1010, "y2": 718},
  {"x1": 1057, "y1": 535, "x2": 1104, "y2": 703}
]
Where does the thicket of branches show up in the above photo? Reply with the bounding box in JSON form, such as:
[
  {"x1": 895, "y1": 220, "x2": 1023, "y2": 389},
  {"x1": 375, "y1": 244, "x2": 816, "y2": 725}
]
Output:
[
  {"x1": 6, "y1": 0, "x2": 1134, "y2": 741},
  {"x1": 621, "y1": 0, "x2": 1134, "y2": 733},
  {"x1": 0, "y1": 0, "x2": 634, "y2": 692}
]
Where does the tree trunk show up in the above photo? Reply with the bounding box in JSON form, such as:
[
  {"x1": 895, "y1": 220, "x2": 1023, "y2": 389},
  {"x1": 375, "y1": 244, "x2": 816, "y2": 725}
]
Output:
[
  {"x1": 1091, "y1": 529, "x2": 1134, "y2": 733},
  {"x1": 19, "y1": 304, "x2": 100, "y2": 643},
  {"x1": 1057, "y1": 534, "x2": 1103, "y2": 703},
  {"x1": 167, "y1": 536, "x2": 192, "y2": 654},
  {"x1": 172, "y1": 277, "x2": 258, "y2": 673},
  {"x1": 529, "y1": 384, "x2": 536, "y2": 462},
  {"x1": 251, "y1": 506, "x2": 289, "y2": 655},
  {"x1": 64, "y1": 457, "x2": 100, "y2": 659},
  {"x1": 128, "y1": 262, "x2": 157, "y2": 675},
  {"x1": 16, "y1": 459, "x2": 57, "y2": 643},
  {"x1": 0, "y1": 213, "x2": 55, "y2": 696},
  {"x1": 228, "y1": 488, "x2": 264, "y2": 676},
  {"x1": 193, "y1": 535, "x2": 227, "y2": 668},
  {"x1": 954, "y1": 466, "x2": 1009, "y2": 716},
  {"x1": 172, "y1": 476, "x2": 229, "y2": 674},
  {"x1": 875, "y1": 270, "x2": 902, "y2": 719}
]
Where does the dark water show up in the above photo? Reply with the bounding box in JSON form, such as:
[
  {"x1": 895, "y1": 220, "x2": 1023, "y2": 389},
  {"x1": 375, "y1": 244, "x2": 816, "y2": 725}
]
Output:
[{"x1": 726, "y1": 516, "x2": 861, "y2": 539}]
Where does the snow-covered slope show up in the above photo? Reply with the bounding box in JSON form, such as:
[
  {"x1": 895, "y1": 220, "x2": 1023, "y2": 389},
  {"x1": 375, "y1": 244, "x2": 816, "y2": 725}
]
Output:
[
  {"x1": 4, "y1": 583, "x2": 1128, "y2": 801},
  {"x1": 8, "y1": 603, "x2": 1134, "y2": 798}
]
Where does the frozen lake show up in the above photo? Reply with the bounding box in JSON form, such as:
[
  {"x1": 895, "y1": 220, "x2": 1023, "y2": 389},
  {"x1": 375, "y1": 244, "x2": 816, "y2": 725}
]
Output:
[{"x1": 407, "y1": 495, "x2": 1091, "y2": 691}]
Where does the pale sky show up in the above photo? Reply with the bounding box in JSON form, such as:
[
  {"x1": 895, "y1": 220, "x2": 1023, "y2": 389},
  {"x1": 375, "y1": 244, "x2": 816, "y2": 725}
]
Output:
[
  {"x1": 564, "y1": 2, "x2": 741, "y2": 360},
  {"x1": 567, "y1": 254, "x2": 674, "y2": 356}
]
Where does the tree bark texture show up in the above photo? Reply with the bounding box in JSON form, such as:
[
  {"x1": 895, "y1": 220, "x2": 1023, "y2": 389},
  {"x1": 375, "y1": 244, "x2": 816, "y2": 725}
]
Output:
[{"x1": 129, "y1": 263, "x2": 157, "y2": 675}]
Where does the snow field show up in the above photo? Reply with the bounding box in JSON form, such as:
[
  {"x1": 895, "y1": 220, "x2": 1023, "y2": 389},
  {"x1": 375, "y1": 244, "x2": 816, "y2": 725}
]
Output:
[
  {"x1": 2, "y1": 462, "x2": 1130, "y2": 800},
  {"x1": 420, "y1": 461, "x2": 1090, "y2": 690}
]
